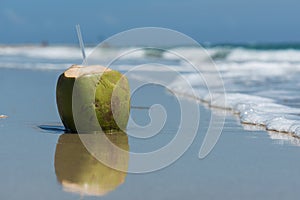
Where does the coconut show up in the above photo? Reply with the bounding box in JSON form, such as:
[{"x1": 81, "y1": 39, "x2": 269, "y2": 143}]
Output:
[
  {"x1": 56, "y1": 65, "x2": 130, "y2": 132},
  {"x1": 54, "y1": 132, "x2": 129, "y2": 196}
]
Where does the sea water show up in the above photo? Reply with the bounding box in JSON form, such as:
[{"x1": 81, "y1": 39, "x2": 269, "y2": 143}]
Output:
[
  {"x1": 2, "y1": 44, "x2": 300, "y2": 199},
  {"x1": 1, "y1": 44, "x2": 300, "y2": 137}
]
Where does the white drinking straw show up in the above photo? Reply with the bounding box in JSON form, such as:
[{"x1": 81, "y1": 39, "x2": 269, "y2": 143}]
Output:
[{"x1": 76, "y1": 24, "x2": 87, "y2": 65}]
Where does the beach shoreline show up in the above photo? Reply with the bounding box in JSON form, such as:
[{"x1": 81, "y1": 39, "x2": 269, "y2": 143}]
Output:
[{"x1": 1, "y1": 67, "x2": 300, "y2": 199}]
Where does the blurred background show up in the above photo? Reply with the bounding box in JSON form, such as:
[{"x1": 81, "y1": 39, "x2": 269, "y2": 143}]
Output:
[{"x1": 1, "y1": 0, "x2": 299, "y2": 44}]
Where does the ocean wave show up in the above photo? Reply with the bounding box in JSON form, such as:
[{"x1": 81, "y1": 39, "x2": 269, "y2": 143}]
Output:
[
  {"x1": 169, "y1": 73, "x2": 300, "y2": 138},
  {"x1": 212, "y1": 47, "x2": 300, "y2": 63},
  {"x1": 167, "y1": 44, "x2": 300, "y2": 138},
  {"x1": 0, "y1": 46, "x2": 85, "y2": 60},
  {"x1": 0, "y1": 61, "x2": 70, "y2": 70},
  {"x1": 2, "y1": 45, "x2": 300, "y2": 139},
  {"x1": 0, "y1": 46, "x2": 172, "y2": 61}
]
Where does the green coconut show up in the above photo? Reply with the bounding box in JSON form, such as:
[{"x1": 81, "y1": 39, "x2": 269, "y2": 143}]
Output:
[
  {"x1": 54, "y1": 132, "x2": 129, "y2": 196},
  {"x1": 56, "y1": 65, "x2": 130, "y2": 132}
]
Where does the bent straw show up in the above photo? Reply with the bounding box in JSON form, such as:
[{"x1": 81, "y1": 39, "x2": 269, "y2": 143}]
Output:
[{"x1": 76, "y1": 24, "x2": 87, "y2": 65}]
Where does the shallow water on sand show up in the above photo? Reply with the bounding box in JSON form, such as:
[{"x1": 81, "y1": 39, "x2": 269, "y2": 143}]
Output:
[{"x1": 1, "y1": 68, "x2": 300, "y2": 200}]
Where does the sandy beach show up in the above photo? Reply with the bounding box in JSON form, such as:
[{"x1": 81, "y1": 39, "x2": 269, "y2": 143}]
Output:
[{"x1": 1, "y1": 67, "x2": 300, "y2": 200}]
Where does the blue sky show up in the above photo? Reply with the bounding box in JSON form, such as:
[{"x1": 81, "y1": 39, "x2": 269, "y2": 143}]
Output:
[{"x1": 0, "y1": 0, "x2": 299, "y2": 44}]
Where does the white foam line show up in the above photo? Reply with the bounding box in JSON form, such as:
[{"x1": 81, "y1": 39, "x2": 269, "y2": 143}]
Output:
[{"x1": 169, "y1": 75, "x2": 300, "y2": 138}]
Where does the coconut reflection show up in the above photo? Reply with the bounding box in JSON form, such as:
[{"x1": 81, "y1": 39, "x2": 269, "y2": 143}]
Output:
[{"x1": 54, "y1": 132, "x2": 129, "y2": 197}]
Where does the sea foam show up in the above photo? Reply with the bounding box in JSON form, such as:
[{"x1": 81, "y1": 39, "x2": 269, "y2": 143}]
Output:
[{"x1": 1, "y1": 45, "x2": 300, "y2": 139}]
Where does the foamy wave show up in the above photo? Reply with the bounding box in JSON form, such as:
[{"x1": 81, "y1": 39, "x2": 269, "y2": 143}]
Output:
[
  {"x1": 0, "y1": 61, "x2": 70, "y2": 70},
  {"x1": 217, "y1": 61, "x2": 300, "y2": 75},
  {"x1": 171, "y1": 76, "x2": 300, "y2": 136},
  {"x1": 169, "y1": 74, "x2": 300, "y2": 138},
  {"x1": 224, "y1": 48, "x2": 300, "y2": 63},
  {"x1": 0, "y1": 46, "x2": 146, "y2": 60},
  {"x1": 0, "y1": 46, "x2": 159, "y2": 71},
  {"x1": 0, "y1": 46, "x2": 86, "y2": 60},
  {"x1": 163, "y1": 47, "x2": 211, "y2": 62},
  {"x1": 267, "y1": 131, "x2": 300, "y2": 146},
  {"x1": 2, "y1": 45, "x2": 300, "y2": 140},
  {"x1": 211, "y1": 93, "x2": 300, "y2": 135}
]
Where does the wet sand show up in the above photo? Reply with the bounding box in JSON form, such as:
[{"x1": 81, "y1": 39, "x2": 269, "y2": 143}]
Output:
[{"x1": 1, "y1": 68, "x2": 300, "y2": 200}]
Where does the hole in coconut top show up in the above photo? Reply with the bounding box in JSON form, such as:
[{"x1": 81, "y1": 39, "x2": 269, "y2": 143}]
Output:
[{"x1": 64, "y1": 65, "x2": 112, "y2": 78}]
